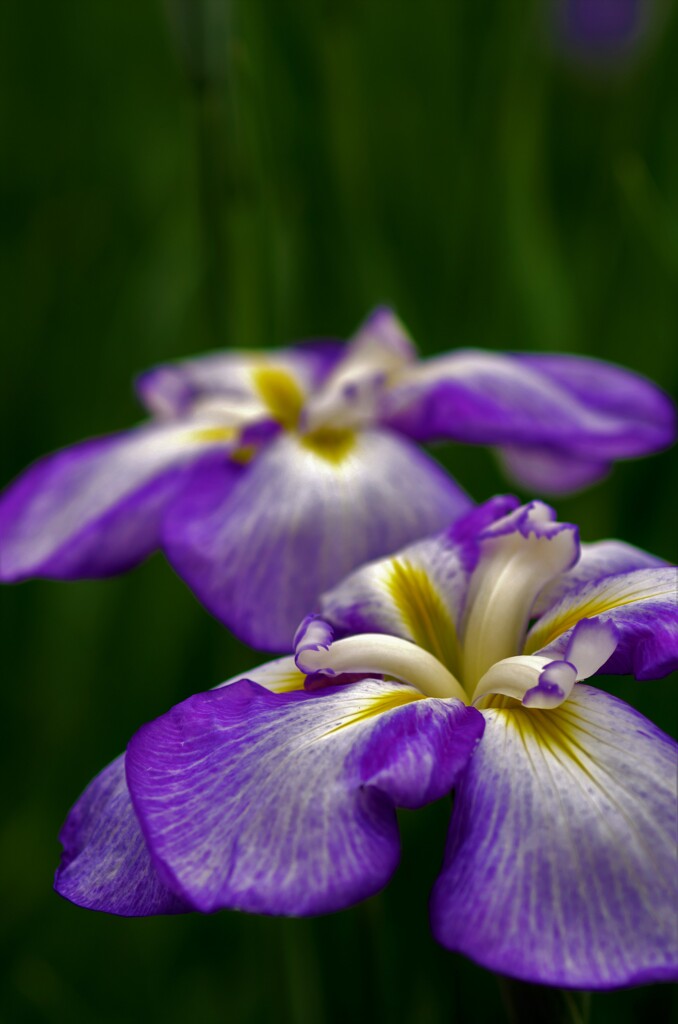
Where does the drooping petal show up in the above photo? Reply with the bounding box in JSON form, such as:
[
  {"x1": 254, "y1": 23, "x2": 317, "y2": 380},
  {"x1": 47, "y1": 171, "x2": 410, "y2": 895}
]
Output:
[
  {"x1": 532, "y1": 539, "x2": 668, "y2": 616},
  {"x1": 494, "y1": 444, "x2": 611, "y2": 494},
  {"x1": 136, "y1": 341, "x2": 344, "y2": 421},
  {"x1": 381, "y1": 350, "x2": 675, "y2": 490},
  {"x1": 163, "y1": 429, "x2": 473, "y2": 652},
  {"x1": 126, "y1": 679, "x2": 484, "y2": 916},
  {"x1": 526, "y1": 567, "x2": 678, "y2": 679},
  {"x1": 431, "y1": 685, "x2": 678, "y2": 988},
  {"x1": 55, "y1": 754, "x2": 187, "y2": 916},
  {"x1": 0, "y1": 424, "x2": 240, "y2": 581}
]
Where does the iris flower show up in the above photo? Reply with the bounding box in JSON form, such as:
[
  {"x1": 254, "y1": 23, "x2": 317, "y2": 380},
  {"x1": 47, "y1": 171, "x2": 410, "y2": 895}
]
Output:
[
  {"x1": 55, "y1": 497, "x2": 677, "y2": 989},
  {"x1": 1, "y1": 310, "x2": 674, "y2": 651}
]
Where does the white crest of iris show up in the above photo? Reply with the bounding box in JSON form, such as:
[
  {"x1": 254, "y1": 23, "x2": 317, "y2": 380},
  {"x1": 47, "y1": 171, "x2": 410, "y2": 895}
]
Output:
[{"x1": 296, "y1": 502, "x2": 618, "y2": 711}]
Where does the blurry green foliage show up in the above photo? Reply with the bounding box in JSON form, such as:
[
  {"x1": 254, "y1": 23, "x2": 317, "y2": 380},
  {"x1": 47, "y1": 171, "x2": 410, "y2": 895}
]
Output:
[{"x1": 0, "y1": 1, "x2": 676, "y2": 1021}]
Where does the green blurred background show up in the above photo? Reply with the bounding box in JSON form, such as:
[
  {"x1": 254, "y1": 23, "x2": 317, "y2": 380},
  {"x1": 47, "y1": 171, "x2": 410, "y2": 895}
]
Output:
[{"x1": 1, "y1": 1, "x2": 676, "y2": 1021}]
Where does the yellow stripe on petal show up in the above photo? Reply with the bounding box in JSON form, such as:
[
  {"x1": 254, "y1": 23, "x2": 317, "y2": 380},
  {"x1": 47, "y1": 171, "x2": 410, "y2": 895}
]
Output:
[
  {"x1": 191, "y1": 425, "x2": 238, "y2": 445},
  {"x1": 252, "y1": 366, "x2": 305, "y2": 430},
  {"x1": 299, "y1": 427, "x2": 356, "y2": 464},
  {"x1": 524, "y1": 572, "x2": 676, "y2": 654},
  {"x1": 321, "y1": 685, "x2": 423, "y2": 736},
  {"x1": 386, "y1": 558, "x2": 461, "y2": 677}
]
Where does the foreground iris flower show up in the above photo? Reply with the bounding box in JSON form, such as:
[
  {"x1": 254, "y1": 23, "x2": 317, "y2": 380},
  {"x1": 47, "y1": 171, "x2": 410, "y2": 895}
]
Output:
[
  {"x1": 56, "y1": 497, "x2": 677, "y2": 988},
  {"x1": 0, "y1": 309, "x2": 674, "y2": 650}
]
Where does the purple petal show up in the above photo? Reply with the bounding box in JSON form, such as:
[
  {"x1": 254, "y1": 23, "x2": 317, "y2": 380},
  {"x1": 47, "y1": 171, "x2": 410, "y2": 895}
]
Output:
[
  {"x1": 163, "y1": 429, "x2": 473, "y2": 652},
  {"x1": 126, "y1": 679, "x2": 484, "y2": 915},
  {"x1": 431, "y1": 685, "x2": 678, "y2": 988},
  {"x1": 0, "y1": 425, "x2": 236, "y2": 581},
  {"x1": 494, "y1": 444, "x2": 611, "y2": 494},
  {"x1": 55, "y1": 754, "x2": 187, "y2": 916},
  {"x1": 136, "y1": 341, "x2": 344, "y2": 419},
  {"x1": 382, "y1": 350, "x2": 675, "y2": 491},
  {"x1": 533, "y1": 538, "x2": 668, "y2": 616},
  {"x1": 526, "y1": 567, "x2": 678, "y2": 679}
]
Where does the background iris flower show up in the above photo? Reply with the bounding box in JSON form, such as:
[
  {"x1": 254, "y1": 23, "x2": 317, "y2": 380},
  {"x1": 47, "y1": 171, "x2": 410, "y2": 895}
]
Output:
[
  {"x1": 55, "y1": 497, "x2": 678, "y2": 990},
  {"x1": 0, "y1": 309, "x2": 673, "y2": 651}
]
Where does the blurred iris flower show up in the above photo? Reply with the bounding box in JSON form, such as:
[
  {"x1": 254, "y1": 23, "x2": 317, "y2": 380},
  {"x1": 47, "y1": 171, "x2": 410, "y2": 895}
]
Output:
[
  {"x1": 0, "y1": 309, "x2": 674, "y2": 650},
  {"x1": 55, "y1": 497, "x2": 677, "y2": 989}
]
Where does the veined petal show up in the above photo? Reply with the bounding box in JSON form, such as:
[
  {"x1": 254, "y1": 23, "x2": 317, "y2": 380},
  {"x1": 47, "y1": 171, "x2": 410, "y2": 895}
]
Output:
[
  {"x1": 136, "y1": 341, "x2": 343, "y2": 422},
  {"x1": 431, "y1": 685, "x2": 678, "y2": 988},
  {"x1": 55, "y1": 754, "x2": 187, "y2": 916},
  {"x1": 533, "y1": 539, "x2": 668, "y2": 616},
  {"x1": 382, "y1": 350, "x2": 675, "y2": 484},
  {"x1": 526, "y1": 567, "x2": 678, "y2": 679},
  {"x1": 126, "y1": 679, "x2": 484, "y2": 916},
  {"x1": 0, "y1": 424, "x2": 239, "y2": 581},
  {"x1": 163, "y1": 430, "x2": 473, "y2": 652}
]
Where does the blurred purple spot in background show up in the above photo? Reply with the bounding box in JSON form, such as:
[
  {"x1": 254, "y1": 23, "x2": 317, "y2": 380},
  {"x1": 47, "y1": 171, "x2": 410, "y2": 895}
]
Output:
[{"x1": 556, "y1": 0, "x2": 658, "y2": 61}]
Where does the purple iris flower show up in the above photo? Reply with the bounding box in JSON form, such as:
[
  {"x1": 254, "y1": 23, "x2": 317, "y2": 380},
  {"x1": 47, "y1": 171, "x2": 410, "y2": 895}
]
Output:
[
  {"x1": 0, "y1": 308, "x2": 674, "y2": 651},
  {"x1": 55, "y1": 497, "x2": 677, "y2": 989}
]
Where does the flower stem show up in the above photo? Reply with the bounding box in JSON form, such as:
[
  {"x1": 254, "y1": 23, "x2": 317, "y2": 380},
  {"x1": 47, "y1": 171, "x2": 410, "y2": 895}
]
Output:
[{"x1": 498, "y1": 978, "x2": 591, "y2": 1024}]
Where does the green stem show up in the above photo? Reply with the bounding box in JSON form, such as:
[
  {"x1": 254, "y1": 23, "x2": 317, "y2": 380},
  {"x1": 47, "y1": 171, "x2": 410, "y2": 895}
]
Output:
[{"x1": 498, "y1": 977, "x2": 591, "y2": 1024}]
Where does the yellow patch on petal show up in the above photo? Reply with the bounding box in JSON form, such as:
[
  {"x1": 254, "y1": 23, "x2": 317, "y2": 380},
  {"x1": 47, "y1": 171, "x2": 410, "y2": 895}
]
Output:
[
  {"x1": 493, "y1": 702, "x2": 598, "y2": 784},
  {"x1": 322, "y1": 686, "x2": 422, "y2": 736},
  {"x1": 299, "y1": 427, "x2": 357, "y2": 464},
  {"x1": 230, "y1": 444, "x2": 257, "y2": 465},
  {"x1": 265, "y1": 671, "x2": 307, "y2": 693},
  {"x1": 524, "y1": 574, "x2": 675, "y2": 654},
  {"x1": 252, "y1": 366, "x2": 305, "y2": 430},
  {"x1": 386, "y1": 559, "x2": 461, "y2": 677},
  {"x1": 191, "y1": 425, "x2": 237, "y2": 445}
]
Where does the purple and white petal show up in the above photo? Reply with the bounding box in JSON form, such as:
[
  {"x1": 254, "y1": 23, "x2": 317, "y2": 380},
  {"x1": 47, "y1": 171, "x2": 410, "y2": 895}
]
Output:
[
  {"x1": 381, "y1": 350, "x2": 675, "y2": 481},
  {"x1": 55, "y1": 754, "x2": 187, "y2": 916},
  {"x1": 136, "y1": 342, "x2": 344, "y2": 420},
  {"x1": 163, "y1": 429, "x2": 473, "y2": 652},
  {"x1": 517, "y1": 353, "x2": 676, "y2": 444},
  {"x1": 431, "y1": 685, "x2": 678, "y2": 988},
  {"x1": 0, "y1": 424, "x2": 239, "y2": 581},
  {"x1": 526, "y1": 567, "x2": 678, "y2": 679},
  {"x1": 126, "y1": 679, "x2": 484, "y2": 916},
  {"x1": 220, "y1": 655, "x2": 306, "y2": 693},
  {"x1": 494, "y1": 444, "x2": 611, "y2": 494},
  {"x1": 533, "y1": 539, "x2": 668, "y2": 616},
  {"x1": 303, "y1": 308, "x2": 416, "y2": 433}
]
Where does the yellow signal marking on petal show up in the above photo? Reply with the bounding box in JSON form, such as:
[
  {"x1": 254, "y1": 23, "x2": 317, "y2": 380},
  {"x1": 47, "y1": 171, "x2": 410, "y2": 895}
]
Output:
[
  {"x1": 191, "y1": 425, "x2": 237, "y2": 444},
  {"x1": 524, "y1": 576, "x2": 675, "y2": 654},
  {"x1": 495, "y1": 703, "x2": 599, "y2": 786},
  {"x1": 230, "y1": 444, "x2": 257, "y2": 465},
  {"x1": 299, "y1": 427, "x2": 356, "y2": 464},
  {"x1": 386, "y1": 559, "x2": 461, "y2": 677},
  {"x1": 252, "y1": 366, "x2": 305, "y2": 430},
  {"x1": 322, "y1": 687, "x2": 422, "y2": 736},
  {"x1": 265, "y1": 671, "x2": 307, "y2": 693}
]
